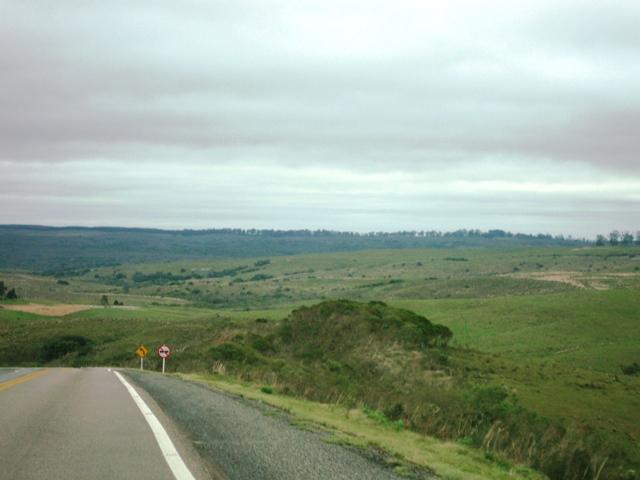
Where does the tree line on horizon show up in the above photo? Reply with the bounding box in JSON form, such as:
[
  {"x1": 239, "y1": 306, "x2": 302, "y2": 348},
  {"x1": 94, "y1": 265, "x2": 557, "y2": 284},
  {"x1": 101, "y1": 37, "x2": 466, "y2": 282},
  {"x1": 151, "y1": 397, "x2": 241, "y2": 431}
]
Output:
[
  {"x1": 137, "y1": 227, "x2": 592, "y2": 241},
  {"x1": 0, "y1": 224, "x2": 593, "y2": 242},
  {"x1": 595, "y1": 230, "x2": 640, "y2": 247}
]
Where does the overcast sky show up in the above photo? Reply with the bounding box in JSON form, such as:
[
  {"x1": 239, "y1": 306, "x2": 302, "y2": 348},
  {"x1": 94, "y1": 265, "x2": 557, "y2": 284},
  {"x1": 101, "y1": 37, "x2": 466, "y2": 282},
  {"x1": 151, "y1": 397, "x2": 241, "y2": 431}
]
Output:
[{"x1": 1, "y1": 0, "x2": 639, "y2": 237}]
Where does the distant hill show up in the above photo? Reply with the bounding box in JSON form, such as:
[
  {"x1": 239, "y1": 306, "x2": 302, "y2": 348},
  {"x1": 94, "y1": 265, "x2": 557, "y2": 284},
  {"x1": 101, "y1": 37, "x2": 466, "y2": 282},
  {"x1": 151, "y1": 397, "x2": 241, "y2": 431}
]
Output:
[{"x1": 0, "y1": 225, "x2": 588, "y2": 273}]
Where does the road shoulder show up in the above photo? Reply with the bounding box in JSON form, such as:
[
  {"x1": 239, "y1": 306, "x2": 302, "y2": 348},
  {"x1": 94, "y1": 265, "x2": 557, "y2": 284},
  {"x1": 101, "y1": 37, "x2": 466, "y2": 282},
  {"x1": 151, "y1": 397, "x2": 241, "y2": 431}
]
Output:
[{"x1": 119, "y1": 369, "x2": 224, "y2": 480}]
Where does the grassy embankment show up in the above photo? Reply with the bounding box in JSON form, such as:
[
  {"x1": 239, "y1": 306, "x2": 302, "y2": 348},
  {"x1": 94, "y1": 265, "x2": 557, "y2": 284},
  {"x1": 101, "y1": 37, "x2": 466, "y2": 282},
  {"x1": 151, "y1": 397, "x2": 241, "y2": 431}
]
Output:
[{"x1": 180, "y1": 372, "x2": 544, "y2": 480}]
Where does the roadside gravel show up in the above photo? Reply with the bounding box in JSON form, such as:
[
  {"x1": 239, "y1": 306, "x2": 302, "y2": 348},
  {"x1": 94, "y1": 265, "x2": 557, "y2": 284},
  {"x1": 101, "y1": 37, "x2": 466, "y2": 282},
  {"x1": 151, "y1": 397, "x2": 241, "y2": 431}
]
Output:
[
  {"x1": 125, "y1": 370, "x2": 402, "y2": 480},
  {"x1": 0, "y1": 367, "x2": 36, "y2": 383}
]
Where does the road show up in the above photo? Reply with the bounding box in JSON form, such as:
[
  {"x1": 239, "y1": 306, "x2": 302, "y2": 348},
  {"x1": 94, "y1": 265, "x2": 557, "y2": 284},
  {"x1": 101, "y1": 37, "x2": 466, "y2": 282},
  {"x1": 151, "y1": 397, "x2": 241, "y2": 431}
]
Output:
[
  {"x1": 1, "y1": 368, "x2": 404, "y2": 480},
  {"x1": 0, "y1": 368, "x2": 213, "y2": 480}
]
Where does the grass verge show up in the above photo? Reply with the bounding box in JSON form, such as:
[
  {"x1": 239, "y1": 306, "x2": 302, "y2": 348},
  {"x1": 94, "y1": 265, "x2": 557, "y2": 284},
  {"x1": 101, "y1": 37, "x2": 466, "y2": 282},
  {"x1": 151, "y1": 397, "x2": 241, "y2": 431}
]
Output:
[{"x1": 179, "y1": 373, "x2": 546, "y2": 480}]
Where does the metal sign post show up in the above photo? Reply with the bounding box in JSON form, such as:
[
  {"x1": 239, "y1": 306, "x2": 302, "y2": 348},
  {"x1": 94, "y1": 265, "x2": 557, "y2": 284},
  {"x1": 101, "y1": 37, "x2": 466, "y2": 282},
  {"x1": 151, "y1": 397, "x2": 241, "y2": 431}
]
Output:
[
  {"x1": 157, "y1": 344, "x2": 171, "y2": 374},
  {"x1": 135, "y1": 345, "x2": 149, "y2": 370}
]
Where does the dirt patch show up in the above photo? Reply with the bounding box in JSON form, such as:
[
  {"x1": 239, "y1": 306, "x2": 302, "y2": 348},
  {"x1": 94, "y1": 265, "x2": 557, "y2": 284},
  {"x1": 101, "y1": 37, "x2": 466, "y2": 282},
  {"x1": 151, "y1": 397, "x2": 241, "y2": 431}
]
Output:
[
  {"x1": 1, "y1": 304, "x2": 97, "y2": 316},
  {"x1": 507, "y1": 271, "x2": 588, "y2": 289},
  {"x1": 506, "y1": 271, "x2": 639, "y2": 290}
]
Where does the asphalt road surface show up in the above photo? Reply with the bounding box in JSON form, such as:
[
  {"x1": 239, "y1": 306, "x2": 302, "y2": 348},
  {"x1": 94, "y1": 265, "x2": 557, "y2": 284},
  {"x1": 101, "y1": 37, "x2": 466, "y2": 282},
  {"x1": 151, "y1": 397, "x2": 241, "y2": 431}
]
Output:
[
  {"x1": 126, "y1": 371, "x2": 402, "y2": 480},
  {"x1": 1, "y1": 368, "x2": 403, "y2": 480},
  {"x1": 0, "y1": 368, "x2": 212, "y2": 480}
]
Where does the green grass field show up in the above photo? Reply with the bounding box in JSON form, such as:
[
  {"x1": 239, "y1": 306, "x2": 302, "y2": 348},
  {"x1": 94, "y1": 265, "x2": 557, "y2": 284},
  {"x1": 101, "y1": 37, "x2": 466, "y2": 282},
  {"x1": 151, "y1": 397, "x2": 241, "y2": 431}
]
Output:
[{"x1": 391, "y1": 288, "x2": 640, "y2": 372}]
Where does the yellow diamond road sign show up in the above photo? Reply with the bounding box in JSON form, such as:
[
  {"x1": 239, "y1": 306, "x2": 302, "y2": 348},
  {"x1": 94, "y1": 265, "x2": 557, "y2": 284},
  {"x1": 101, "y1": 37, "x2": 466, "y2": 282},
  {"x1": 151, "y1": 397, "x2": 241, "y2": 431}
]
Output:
[{"x1": 135, "y1": 345, "x2": 149, "y2": 358}]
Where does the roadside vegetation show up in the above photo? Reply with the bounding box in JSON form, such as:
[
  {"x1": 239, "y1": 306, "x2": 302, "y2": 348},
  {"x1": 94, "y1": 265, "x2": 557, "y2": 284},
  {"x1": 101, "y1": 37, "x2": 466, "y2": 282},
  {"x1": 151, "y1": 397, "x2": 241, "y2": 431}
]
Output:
[{"x1": 181, "y1": 372, "x2": 545, "y2": 480}]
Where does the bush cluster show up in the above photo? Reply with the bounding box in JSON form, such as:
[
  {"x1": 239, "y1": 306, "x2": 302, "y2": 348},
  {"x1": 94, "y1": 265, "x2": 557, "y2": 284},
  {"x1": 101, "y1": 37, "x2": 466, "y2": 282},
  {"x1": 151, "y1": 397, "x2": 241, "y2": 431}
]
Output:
[{"x1": 0, "y1": 280, "x2": 18, "y2": 300}]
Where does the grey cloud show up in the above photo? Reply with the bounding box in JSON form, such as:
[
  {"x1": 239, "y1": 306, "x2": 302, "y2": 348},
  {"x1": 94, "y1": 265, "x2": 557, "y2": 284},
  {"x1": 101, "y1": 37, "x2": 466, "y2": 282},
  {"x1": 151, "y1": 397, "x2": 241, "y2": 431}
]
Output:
[
  {"x1": 522, "y1": 1, "x2": 640, "y2": 52},
  {"x1": 3, "y1": 1, "x2": 639, "y2": 171},
  {"x1": 1, "y1": 1, "x2": 639, "y2": 234}
]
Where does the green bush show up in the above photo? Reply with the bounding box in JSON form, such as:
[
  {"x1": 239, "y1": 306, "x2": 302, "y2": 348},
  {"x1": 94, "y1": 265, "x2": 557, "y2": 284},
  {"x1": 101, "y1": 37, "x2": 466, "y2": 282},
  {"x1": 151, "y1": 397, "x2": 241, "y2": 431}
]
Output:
[
  {"x1": 327, "y1": 360, "x2": 342, "y2": 373},
  {"x1": 41, "y1": 335, "x2": 94, "y2": 362},
  {"x1": 209, "y1": 342, "x2": 259, "y2": 364},
  {"x1": 621, "y1": 362, "x2": 640, "y2": 375},
  {"x1": 464, "y1": 385, "x2": 511, "y2": 423},
  {"x1": 383, "y1": 403, "x2": 404, "y2": 421},
  {"x1": 249, "y1": 334, "x2": 276, "y2": 354},
  {"x1": 260, "y1": 386, "x2": 274, "y2": 394},
  {"x1": 250, "y1": 274, "x2": 273, "y2": 281},
  {"x1": 278, "y1": 321, "x2": 294, "y2": 343},
  {"x1": 362, "y1": 406, "x2": 404, "y2": 431}
]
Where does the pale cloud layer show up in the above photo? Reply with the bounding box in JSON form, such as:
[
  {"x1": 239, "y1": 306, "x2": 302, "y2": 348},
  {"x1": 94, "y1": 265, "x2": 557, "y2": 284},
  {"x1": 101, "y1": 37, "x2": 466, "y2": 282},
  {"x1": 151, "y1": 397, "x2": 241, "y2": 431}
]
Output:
[{"x1": 1, "y1": 1, "x2": 639, "y2": 236}]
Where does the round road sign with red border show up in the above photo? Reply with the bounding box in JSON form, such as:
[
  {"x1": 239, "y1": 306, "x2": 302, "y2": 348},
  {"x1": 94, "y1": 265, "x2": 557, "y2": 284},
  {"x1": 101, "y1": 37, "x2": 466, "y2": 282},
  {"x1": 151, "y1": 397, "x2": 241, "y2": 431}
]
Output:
[{"x1": 157, "y1": 344, "x2": 171, "y2": 359}]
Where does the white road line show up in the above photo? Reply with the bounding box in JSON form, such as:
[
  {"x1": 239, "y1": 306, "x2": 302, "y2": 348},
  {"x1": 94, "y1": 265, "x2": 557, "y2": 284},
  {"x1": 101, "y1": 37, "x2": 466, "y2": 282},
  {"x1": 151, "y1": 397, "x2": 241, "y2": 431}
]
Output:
[{"x1": 114, "y1": 371, "x2": 196, "y2": 480}]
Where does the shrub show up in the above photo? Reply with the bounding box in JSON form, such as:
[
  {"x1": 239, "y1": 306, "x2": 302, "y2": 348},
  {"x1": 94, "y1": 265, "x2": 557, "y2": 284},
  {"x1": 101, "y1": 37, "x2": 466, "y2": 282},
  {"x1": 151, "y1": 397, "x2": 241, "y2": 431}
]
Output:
[
  {"x1": 278, "y1": 321, "x2": 294, "y2": 343},
  {"x1": 250, "y1": 334, "x2": 276, "y2": 354},
  {"x1": 327, "y1": 360, "x2": 342, "y2": 373},
  {"x1": 368, "y1": 300, "x2": 387, "y2": 307},
  {"x1": 398, "y1": 323, "x2": 423, "y2": 344},
  {"x1": 464, "y1": 385, "x2": 511, "y2": 423},
  {"x1": 621, "y1": 362, "x2": 640, "y2": 375},
  {"x1": 362, "y1": 406, "x2": 404, "y2": 431},
  {"x1": 383, "y1": 403, "x2": 404, "y2": 421},
  {"x1": 210, "y1": 342, "x2": 258, "y2": 364},
  {"x1": 250, "y1": 274, "x2": 273, "y2": 281},
  {"x1": 260, "y1": 386, "x2": 274, "y2": 394},
  {"x1": 41, "y1": 335, "x2": 94, "y2": 362}
]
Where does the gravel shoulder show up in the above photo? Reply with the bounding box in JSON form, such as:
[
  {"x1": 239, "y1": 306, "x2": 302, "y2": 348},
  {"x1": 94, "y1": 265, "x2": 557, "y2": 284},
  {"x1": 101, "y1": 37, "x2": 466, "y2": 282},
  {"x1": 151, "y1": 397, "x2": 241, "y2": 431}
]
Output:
[
  {"x1": 0, "y1": 367, "x2": 31, "y2": 382},
  {"x1": 125, "y1": 370, "x2": 403, "y2": 480}
]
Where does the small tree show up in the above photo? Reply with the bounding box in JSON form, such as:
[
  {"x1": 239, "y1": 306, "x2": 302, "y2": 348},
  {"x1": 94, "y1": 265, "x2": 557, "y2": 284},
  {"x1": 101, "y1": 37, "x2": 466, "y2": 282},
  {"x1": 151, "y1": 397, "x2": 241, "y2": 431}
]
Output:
[
  {"x1": 595, "y1": 235, "x2": 606, "y2": 247},
  {"x1": 609, "y1": 230, "x2": 620, "y2": 246},
  {"x1": 0, "y1": 281, "x2": 6, "y2": 298},
  {"x1": 6, "y1": 288, "x2": 17, "y2": 300},
  {"x1": 100, "y1": 295, "x2": 109, "y2": 307},
  {"x1": 622, "y1": 232, "x2": 634, "y2": 246}
]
